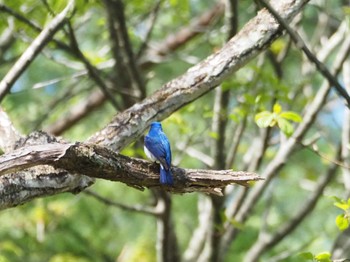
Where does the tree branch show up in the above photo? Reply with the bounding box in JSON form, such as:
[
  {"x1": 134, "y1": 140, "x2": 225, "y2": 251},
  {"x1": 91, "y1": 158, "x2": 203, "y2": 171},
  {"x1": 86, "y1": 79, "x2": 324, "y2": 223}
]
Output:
[
  {"x1": 83, "y1": 189, "x2": 160, "y2": 216},
  {"x1": 155, "y1": 190, "x2": 180, "y2": 262},
  {"x1": 0, "y1": 165, "x2": 93, "y2": 210},
  {"x1": 0, "y1": 3, "x2": 69, "y2": 53},
  {"x1": 0, "y1": 142, "x2": 262, "y2": 198},
  {"x1": 0, "y1": 0, "x2": 75, "y2": 103},
  {"x1": 66, "y1": 23, "x2": 121, "y2": 111},
  {"x1": 183, "y1": 195, "x2": 213, "y2": 262},
  {"x1": 341, "y1": 61, "x2": 350, "y2": 189},
  {"x1": 43, "y1": 1, "x2": 225, "y2": 135},
  {"x1": 243, "y1": 146, "x2": 341, "y2": 262},
  {"x1": 89, "y1": 0, "x2": 310, "y2": 151},
  {"x1": 103, "y1": 0, "x2": 143, "y2": 108},
  {"x1": 220, "y1": 32, "x2": 350, "y2": 256},
  {"x1": 259, "y1": 0, "x2": 350, "y2": 108},
  {"x1": 143, "y1": 1, "x2": 224, "y2": 61}
]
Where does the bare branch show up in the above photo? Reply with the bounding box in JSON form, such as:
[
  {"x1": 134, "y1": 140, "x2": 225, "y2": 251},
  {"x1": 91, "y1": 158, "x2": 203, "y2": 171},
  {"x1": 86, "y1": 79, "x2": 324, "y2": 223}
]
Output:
[
  {"x1": 0, "y1": 0, "x2": 75, "y2": 103},
  {"x1": 207, "y1": 1, "x2": 239, "y2": 261},
  {"x1": 103, "y1": 0, "x2": 145, "y2": 107},
  {"x1": 83, "y1": 190, "x2": 160, "y2": 216},
  {"x1": 0, "y1": 26, "x2": 14, "y2": 58},
  {"x1": 183, "y1": 195, "x2": 213, "y2": 262},
  {"x1": 143, "y1": 1, "x2": 224, "y2": 61},
  {"x1": 89, "y1": 0, "x2": 310, "y2": 151},
  {"x1": 259, "y1": 0, "x2": 350, "y2": 107},
  {"x1": 43, "y1": 1, "x2": 227, "y2": 136},
  {"x1": 341, "y1": 61, "x2": 350, "y2": 189},
  {"x1": 136, "y1": 0, "x2": 162, "y2": 59},
  {"x1": 155, "y1": 190, "x2": 180, "y2": 262},
  {"x1": 225, "y1": 116, "x2": 247, "y2": 168},
  {"x1": 243, "y1": 146, "x2": 341, "y2": 262},
  {"x1": 0, "y1": 165, "x2": 93, "y2": 210},
  {"x1": 0, "y1": 142, "x2": 262, "y2": 197},
  {"x1": 220, "y1": 33, "x2": 350, "y2": 256},
  {"x1": 66, "y1": 23, "x2": 121, "y2": 111},
  {"x1": 45, "y1": 89, "x2": 106, "y2": 135}
]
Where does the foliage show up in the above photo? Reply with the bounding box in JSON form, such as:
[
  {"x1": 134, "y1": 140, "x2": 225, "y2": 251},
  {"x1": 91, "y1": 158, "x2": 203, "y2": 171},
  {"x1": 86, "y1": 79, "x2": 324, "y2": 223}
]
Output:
[
  {"x1": 333, "y1": 197, "x2": 350, "y2": 231},
  {"x1": 0, "y1": 0, "x2": 349, "y2": 261},
  {"x1": 299, "y1": 251, "x2": 332, "y2": 262},
  {"x1": 255, "y1": 102, "x2": 302, "y2": 136}
]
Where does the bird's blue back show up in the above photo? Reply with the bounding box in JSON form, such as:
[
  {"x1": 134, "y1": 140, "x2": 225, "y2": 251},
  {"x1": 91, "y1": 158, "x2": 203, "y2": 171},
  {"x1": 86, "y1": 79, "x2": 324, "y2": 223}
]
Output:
[
  {"x1": 144, "y1": 122, "x2": 173, "y2": 185},
  {"x1": 144, "y1": 122, "x2": 171, "y2": 169}
]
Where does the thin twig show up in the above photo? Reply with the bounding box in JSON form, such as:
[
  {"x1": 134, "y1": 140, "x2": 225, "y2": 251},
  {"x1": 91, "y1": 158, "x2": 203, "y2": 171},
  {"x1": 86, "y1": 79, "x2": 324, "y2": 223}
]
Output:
[
  {"x1": 0, "y1": 4, "x2": 73, "y2": 53},
  {"x1": 244, "y1": 146, "x2": 341, "y2": 262},
  {"x1": 67, "y1": 23, "x2": 121, "y2": 111},
  {"x1": 220, "y1": 31, "x2": 350, "y2": 258},
  {"x1": 300, "y1": 142, "x2": 350, "y2": 170},
  {"x1": 225, "y1": 116, "x2": 247, "y2": 169},
  {"x1": 83, "y1": 189, "x2": 160, "y2": 216},
  {"x1": 111, "y1": 0, "x2": 146, "y2": 100},
  {"x1": 154, "y1": 190, "x2": 180, "y2": 262},
  {"x1": 0, "y1": 0, "x2": 75, "y2": 103},
  {"x1": 341, "y1": 61, "x2": 350, "y2": 189},
  {"x1": 136, "y1": 0, "x2": 162, "y2": 59},
  {"x1": 259, "y1": 0, "x2": 350, "y2": 108},
  {"x1": 183, "y1": 195, "x2": 212, "y2": 262},
  {"x1": 43, "y1": 1, "x2": 226, "y2": 135}
]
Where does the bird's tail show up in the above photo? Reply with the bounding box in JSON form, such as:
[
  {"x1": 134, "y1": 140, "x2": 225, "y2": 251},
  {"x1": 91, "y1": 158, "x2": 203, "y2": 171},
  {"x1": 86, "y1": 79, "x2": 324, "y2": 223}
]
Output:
[{"x1": 160, "y1": 166, "x2": 173, "y2": 185}]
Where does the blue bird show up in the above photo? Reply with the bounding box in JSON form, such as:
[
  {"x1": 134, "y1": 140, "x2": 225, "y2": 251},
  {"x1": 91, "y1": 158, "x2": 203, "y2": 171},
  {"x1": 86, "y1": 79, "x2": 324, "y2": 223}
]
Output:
[{"x1": 144, "y1": 122, "x2": 173, "y2": 185}]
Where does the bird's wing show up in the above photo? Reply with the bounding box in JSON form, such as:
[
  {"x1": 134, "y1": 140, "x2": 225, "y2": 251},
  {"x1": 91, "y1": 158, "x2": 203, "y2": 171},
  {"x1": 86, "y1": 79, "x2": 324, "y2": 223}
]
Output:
[
  {"x1": 159, "y1": 132, "x2": 171, "y2": 167},
  {"x1": 144, "y1": 134, "x2": 170, "y2": 169}
]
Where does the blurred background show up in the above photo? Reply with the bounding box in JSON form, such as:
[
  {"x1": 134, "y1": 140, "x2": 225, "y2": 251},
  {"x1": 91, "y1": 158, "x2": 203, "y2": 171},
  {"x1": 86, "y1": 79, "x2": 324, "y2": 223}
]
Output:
[{"x1": 0, "y1": 0, "x2": 349, "y2": 261}]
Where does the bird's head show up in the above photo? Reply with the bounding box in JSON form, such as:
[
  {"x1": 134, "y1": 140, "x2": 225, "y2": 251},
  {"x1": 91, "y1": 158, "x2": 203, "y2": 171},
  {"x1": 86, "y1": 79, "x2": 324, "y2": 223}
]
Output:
[{"x1": 150, "y1": 122, "x2": 162, "y2": 130}]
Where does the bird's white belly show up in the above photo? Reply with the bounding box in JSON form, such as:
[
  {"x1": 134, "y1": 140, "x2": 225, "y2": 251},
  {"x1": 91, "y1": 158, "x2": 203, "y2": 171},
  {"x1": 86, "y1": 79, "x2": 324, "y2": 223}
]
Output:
[{"x1": 144, "y1": 146, "x2": 158, "y2": 162}]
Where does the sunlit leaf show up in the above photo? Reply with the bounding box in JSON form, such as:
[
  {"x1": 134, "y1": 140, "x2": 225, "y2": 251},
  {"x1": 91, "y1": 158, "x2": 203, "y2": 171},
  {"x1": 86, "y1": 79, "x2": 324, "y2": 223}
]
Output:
[
  {"x1": 336, "y1": 214, "x2": 349, "y2": 231},
  {"x1": 277, "y1": 118, "x2": 294, "y2": 136},
  {"x1": 280, "y1": 111, "x2": 302, "y2": 122},
  {"x1": 273, "y1": 103, "x2": 282, "y2": 114},
  {"x1": 298, "y1": 252, "x2": 314, "y2": 260},
  {"x1": 334, "y1": 202, "x2": 349, "y2": 211},
  {"x1": 314, "y1": 252, "x2": 331, "y2": 262},
  {"x1": 255, "y1": 111, "x2": 274, "y2": 128}
]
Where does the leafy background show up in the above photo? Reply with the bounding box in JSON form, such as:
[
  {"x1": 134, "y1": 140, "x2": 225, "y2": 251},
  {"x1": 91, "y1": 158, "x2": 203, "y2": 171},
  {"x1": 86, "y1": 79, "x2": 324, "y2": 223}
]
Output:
[{"x1": 0, "y1": 0, "x2": 349, "y2": 261}]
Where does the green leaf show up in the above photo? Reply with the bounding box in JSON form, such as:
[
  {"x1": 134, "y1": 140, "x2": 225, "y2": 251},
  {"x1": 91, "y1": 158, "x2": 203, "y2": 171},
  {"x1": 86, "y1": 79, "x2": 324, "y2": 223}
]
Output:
[
  {"x1": 270, "y1": 39, "x2": 286, "y2": 55},
  {"x1": 280, "y1": 111, "x2": 302, "y2": 122},
  {"x1": 273, "y1": 103, "x2": 282, "y2": 114},
  {"x1": 298, "y1": 252, "x2": 314, "y2": 260},
  {"x1": 334, "y1": 202, "x2": 349, "y2": 211},
  {"x1": 255, "y1": 111, "x2": 274, "y2": 128},
  {"x1": 336, "y1": 214, "x2": 349, "y2": 231},
  {"x1": 314, "y1": 252, "x2": 331, "y2": 262},
  {"x1": 277, "y1": 118, "x2": 294, "y2": 136}
]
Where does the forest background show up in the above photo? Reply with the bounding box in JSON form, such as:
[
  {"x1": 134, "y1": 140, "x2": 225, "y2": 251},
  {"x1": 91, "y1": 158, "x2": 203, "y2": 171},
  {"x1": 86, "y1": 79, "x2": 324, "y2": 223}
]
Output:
[{"x1": 0, "y1": 0, "x2": 350, "y2": 262}]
